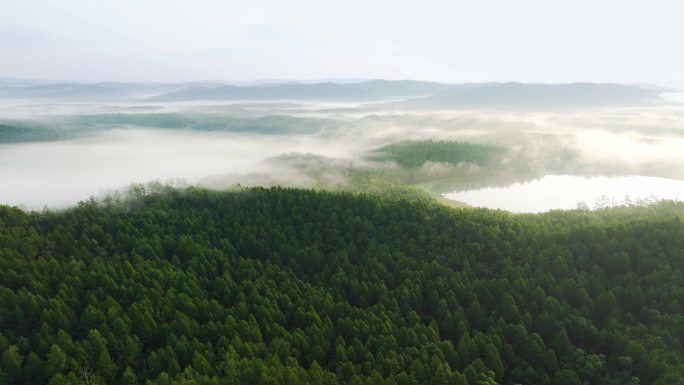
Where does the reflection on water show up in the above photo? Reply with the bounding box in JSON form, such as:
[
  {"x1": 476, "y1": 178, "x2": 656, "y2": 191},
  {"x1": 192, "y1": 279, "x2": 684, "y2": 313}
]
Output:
[{"x1": 443, "y1": 175, "x2": 684, "y2": 213}]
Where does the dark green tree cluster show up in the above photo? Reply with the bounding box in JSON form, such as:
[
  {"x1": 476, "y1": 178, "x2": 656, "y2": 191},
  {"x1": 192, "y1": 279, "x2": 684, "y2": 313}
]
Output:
[
  {"x1": 0, "y1": 114, "x2": 339, "y2": 144},
  {"x1": 0, "y1": 187, "x2": 683, "y2": 385},
  {"x1": 73, "y1": 114, "x2": 336, "y2": 134},
  {"x1": 0, "y1": 122, "x2": 88, "y2": 143},
  {"x1": 368, "y1": 140, "x2": 500, "y2": 168}
]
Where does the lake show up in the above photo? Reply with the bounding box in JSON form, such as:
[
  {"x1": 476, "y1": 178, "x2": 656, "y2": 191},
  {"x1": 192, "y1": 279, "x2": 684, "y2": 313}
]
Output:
[{"x1": 443, "y1": 175, "x2": 684, "y2": 213}]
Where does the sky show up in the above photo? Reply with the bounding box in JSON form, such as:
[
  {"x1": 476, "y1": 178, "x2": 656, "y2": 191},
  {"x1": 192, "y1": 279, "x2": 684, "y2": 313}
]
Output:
[{"x1": 1, "y1": 0, "x2": 683, "y2": 85}]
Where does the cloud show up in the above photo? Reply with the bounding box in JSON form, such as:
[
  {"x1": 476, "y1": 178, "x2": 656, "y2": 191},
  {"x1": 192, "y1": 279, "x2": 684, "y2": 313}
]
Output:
[
  {"x1": 2, "y1": 0, "x2": 683, "y2": 83},
  {"x1": 0, "y1": 27, "x2": 50, "y2": 49}
]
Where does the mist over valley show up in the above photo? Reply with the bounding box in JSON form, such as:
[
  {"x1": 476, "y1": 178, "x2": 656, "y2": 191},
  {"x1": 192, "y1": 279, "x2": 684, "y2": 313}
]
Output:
[
  {"x1": 2, "y1": 79, "x2": 683, "y2": 211},
  {"x1": 5, "y1": 2, "x2": 684, "y2": 384}
]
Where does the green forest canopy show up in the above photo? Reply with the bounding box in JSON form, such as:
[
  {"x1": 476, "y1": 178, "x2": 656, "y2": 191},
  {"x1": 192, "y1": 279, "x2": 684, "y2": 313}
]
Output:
[
  {"x1": 368, "y1": 140, "x2": 500, "y2": 168},
  {"x1": 0, "y1": 114, "x2": 338, "y2": 143},
  {"x1": 0, "y1": 187, "x2": 683, "y2": 385},
  {"x1": 72, "y1": 114, "x2": 337, "y2": 134},
  {"x1": 0, "y1": 122, "x2": 88, "y2": 143}
]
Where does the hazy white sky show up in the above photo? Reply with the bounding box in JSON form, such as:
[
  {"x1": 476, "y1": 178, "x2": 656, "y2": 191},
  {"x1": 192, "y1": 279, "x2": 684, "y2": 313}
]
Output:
[{"x1": 1, "y1": 0, "x2": 683, "y2": 85}]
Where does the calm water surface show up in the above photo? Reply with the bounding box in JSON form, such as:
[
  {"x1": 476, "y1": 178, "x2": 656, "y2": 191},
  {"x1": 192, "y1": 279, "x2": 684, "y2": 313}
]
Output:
[{"x1": 443, "y1": 175, "x2": 684, "y2": 213}]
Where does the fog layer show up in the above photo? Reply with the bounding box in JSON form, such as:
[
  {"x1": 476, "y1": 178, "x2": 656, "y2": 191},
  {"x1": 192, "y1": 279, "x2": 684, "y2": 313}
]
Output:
[
  {"x1": 2, "y1": 89, "x2": 684, "y2": 209},
  {"x1": 0, "y1": 128, "x2": 356, "y2": 208}
]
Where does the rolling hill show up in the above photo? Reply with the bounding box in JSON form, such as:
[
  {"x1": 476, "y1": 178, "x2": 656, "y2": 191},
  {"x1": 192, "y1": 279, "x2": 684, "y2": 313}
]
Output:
[{"x1": 407, "y1": 82, "x2": 663, "y2": 109}]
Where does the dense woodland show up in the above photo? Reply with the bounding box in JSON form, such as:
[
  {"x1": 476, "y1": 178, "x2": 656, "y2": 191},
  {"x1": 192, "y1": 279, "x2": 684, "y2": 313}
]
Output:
[
  {"x1": 0, "y1": 123, "x2": 85, "y2": 143},
  {"x1": 368, "y1": 140, "x2": 499, "y2": 168},
  {"x1": 73, "y1": 114, "x2": 336, "y2": 134},
  {"x1": 0, "y1": 115, "x2": 337, "y2": 143},
  {"x1": 1, "y1": 187, "x2": 683, "y2": 385}
]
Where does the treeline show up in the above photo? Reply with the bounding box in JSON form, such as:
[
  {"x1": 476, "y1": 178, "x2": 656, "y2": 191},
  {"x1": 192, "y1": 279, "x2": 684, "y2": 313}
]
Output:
[
  {"x1": 0, "y1": 122, "x2": 89, "y2": 143},
  {"x1": 0, "y1": 114, "x2": 338, "y2": 143},
  {"x1": 368, "y1": 140, "x2": 500, "y2": 168},
  {"x1": 0, "y1": 187, "x2": 683, "y2": 385},
  {"x1": 73, "y1": 114, "x2": 337, "y2": 134}
]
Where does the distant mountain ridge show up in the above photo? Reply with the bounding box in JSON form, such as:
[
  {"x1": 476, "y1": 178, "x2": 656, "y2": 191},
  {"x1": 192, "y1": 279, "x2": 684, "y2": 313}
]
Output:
[
  {"x1": 146, "y1": 81, "x2": 665, "y2": 107},
  {"x1": 0, "y1": 78, "x2": 668, "y2": 107},
  {"x1": 146, "y1": 82, "x2": 381, "y2": 102},
  {"x1": 407, "y1": 82, "x2": 663, "y2": 108},
  {"x1": 0, "y1": 82, "x2": 184, "y2": 101},
  {"x1": 345, "y1": 79, "x2": 453, "y2": 98},
  {"x1": 146, "y1": 79, "x2": 455, "y2": 102}
]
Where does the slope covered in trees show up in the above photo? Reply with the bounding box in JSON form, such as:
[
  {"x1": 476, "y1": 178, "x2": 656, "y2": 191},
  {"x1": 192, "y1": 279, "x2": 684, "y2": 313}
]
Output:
[
  {"x1": 0, "y1": 114, "x2": 339, "y2": 144},
  {"x1": 72, "y1": 114, "x2": 337, "y2": 134},
  {"x1": 0, "y1": 122, "x2": 89, "y2": 143},
  {"x1": 1, "y1": 187, "x2": 683, "y2": 385},
  {"x1": 368, "y1": 140, "x2": 500, "y2": 168}
]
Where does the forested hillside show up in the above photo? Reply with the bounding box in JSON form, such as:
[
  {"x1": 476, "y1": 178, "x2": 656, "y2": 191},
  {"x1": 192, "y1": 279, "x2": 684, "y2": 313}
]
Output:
[
  {"x1": 0, "y1": 122, "x2": 85, "y2": 143},
  {"x1": 1, "y1": 187, "x2": 683, "y2": 385},
  {"x1": 369, "y1": 140, "x2": 500, "y2": 168},
  {"x1": 73, "y1": 114, "x2": 337, "y2": 134}
]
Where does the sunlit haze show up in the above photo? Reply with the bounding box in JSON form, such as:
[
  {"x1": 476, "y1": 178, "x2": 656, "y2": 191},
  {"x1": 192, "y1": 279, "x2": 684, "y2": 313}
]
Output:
[
  {"x1": 2, "y1": 0, "x2": 684, "y2": 86},
  {"x1": 4, "y1": 2, "x2": 684, "y2": 384}
]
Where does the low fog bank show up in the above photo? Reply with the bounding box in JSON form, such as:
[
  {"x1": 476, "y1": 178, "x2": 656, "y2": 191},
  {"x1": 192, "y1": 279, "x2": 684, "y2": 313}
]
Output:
[
  {"x1": 198, "y1": 153, "x2": 368, "y2": 190},
  {"x1": 0, "y1": 128, "x2": 361, "y2": 209},
  {"x1": 3, "y1": 99, "x2": 684, "y2": 209},
  {"x1": 351, "y1": 108, "x2": 684, "y2": 178},
  {"x1": 199, "y1": 105, "x2": 684, "y2": 195}
]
